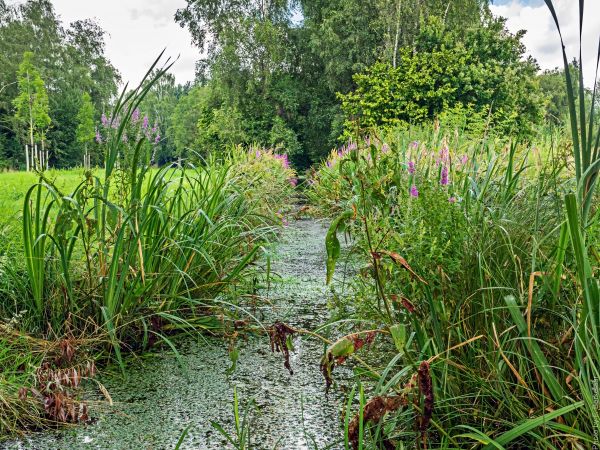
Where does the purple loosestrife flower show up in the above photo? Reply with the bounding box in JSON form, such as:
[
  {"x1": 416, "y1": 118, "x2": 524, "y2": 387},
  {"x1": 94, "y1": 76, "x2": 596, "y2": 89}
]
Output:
[
  {"x1": 142, "y1": 115, "x2": 149, "y2": 130},
  {"x1": 154, "y1": 134, "x2": 161, "y2": 144},
  {"x1": 326, "y1": 160, "x2": 332, "y2": 168},
  {"x1": 460, "y1": 154, "x2": 468, "y2": 165},
  {"x1": 381, "y1": 143, "x2": 390, "y2": 153},
  {"x1": 131, "y1": 108, "x2": 140, "y2": 123},
  {"x1": 101, "y1": 114, "x2": 109, "y2": 127},
  {"x1": 440, "y1": 166, "x2": 449, "y2": 186},
  {"x1": 410, "y1": 141, "x2": 419, "y2": 149},
  {"x1": 255, "y1": 150, "x2": 261, "y2": 158},
  {"x1": 438, "y1": 146, "x2": 449, "y2": 163},
  {"x1": 448, "y1": 196, "x2": 457, "y2": 203},
  {"x1": 410, "y1": 185, "x2": 419, "y2": 198},
  {"x1": 95, "y1": 128, "x2": 102, "y2": 144},
  {"x1": 408, "y1": 161, "x2": 416, "y2": 174},
  {"x1": 289, "y1": 178, "x2": 298, "y2": 187}
]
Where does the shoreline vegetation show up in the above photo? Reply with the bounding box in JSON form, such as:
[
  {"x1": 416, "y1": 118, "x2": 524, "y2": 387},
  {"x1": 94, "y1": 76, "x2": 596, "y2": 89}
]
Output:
[{"x1": 0, "y1": 0, "x2": 599, "y2": 448}]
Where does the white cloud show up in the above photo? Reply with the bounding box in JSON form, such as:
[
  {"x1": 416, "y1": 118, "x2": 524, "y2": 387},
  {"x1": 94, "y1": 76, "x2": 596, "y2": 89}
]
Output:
[
  {"x1": 490, "y1": 0, "x2": 600, "y2": 87},
  {"x1": 42, "y1": 0, "x2": 198, "y2": 86}
]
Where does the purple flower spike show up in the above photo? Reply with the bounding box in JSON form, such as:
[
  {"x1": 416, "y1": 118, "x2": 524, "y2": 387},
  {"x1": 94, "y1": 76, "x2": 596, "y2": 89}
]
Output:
[
  {"x1": 142, "y1": 115, "x2": 149, "y2": 130},
  {"x1": 460, "y1": 154, "x2": 468, "y2": 165},
  {"x1": 439, "y1": 146, "x2": 449, "y2": 162},
  {"x1": 154, "y1": 134, "x2": 161, "y2": 144},
  {"x1": 382, "y1": 143, "x2": 390, "y2": 153},
  {"x1": 132, "y1": 108, "x2": 140, "y2": 123},
  {"x1": 408, "y1": 161, "x2": 416, "y2": 174},
  {"x1": 448, "y1": 196, "x2": 457, "y2": 203},
  {"x1": 440, "y1": 166, "x2": 449, "y2": 186},
  {"x1": 101, "y1": 114, "x2": 109, "y2": 127},
  {"x1": 410, "y1": 185, "x2": 419, "y2": 198},
  {"x1": 95, "y1": 128, "x2": 102, "y2": 144},
  {"x1": 410, "y1": 141, "x2": 419, "y2": 149}
]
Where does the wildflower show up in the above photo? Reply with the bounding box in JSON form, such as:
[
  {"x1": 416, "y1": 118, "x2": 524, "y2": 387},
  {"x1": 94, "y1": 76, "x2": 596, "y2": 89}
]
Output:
[
  {"x1": 95, "y1": 128, "x2": 102, "y2": 144},
  {"x1": 275, "y1": 154, "x2": 290, "y2": 169},
  {"x1": 326, "y1": 160, "x2": 332, "y2": 168},
  {"x1": 438, "y1": 146, "x2": 449, "y2": 162},
  {"x1": 131, "y1": 108, "x2": 140, "y2": 123},
  {"x1": 381, "y1": 143, "x2": 390, "y2": 153},
  {"x1": 154, "y1": 134, "x2": 161, "y2": 144},
  {"x1": 448, "y1": 196, "x2": 457, "y2": 203},
  {"x1": 289, "y1": 178, "x2": 298, "y2": 187},
  {"x1": 101, "y1": 114, "x2": 109, "y2": 127},
  {"x1": 410, "y1": 141, "x2": 419, "y2": 149},
  {"x1": 410, "y1": 185, "x2": 419, "y2": 198},
  {"x1": 440, "y1": 166, "x2": 449, "y2": 186},
  {"x1": 408, "y1": 161, "x2": 416, "y2": 174},
  {"x1": 142, "y1": 115, "x2": 149, "y2": 130},
  {"x1": 460, "y1": 154, "x2": 468, "y2": 165},
  {"x1": 255, "y1": 150, "x2": 261, "y2": 158}
]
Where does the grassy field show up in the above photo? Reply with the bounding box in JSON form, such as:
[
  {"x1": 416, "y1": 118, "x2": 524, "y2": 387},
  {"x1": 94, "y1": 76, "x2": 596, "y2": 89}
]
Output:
[{"x1": 0, "y1": 169, "x2": 100, "y2": 249}]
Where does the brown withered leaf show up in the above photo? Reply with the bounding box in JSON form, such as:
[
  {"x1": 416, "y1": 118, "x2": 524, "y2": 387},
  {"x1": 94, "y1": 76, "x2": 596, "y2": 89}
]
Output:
[{"x1": 378, "y1": 250, "x2": 427, "y2": 284}]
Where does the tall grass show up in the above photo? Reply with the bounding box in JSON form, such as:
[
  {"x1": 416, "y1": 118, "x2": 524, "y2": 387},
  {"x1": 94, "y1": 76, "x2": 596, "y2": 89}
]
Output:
[
  {"x1": 308, "y1": 115, "x2": 598, "y2": 447},
  {"x1": 1, "y1": 55, "x2": 294, "y2": 371}
]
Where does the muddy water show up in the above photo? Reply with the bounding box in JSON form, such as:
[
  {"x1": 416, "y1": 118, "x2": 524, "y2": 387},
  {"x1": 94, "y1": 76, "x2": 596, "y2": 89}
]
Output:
[{"x1": 6, "y1": 219, "x2": 350, "y2": 450}]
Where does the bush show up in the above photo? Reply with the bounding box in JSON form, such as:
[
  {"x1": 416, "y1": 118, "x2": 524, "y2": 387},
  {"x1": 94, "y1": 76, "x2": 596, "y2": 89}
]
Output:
[{"x1": 338, "y1": 16, "x2": 544, "y2": 138}]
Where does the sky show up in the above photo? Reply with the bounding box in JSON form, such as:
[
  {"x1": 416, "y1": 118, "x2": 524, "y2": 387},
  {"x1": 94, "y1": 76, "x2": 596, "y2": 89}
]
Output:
[
  {"x1": 43, "y1": 0, "x2": 198, "y2": 86},
  {"x1": 7, "y1": 0, "x2": 600, "y2": 87},
  {"x1": 489, "y1": 0, "x2": 600, "y2": 87}
]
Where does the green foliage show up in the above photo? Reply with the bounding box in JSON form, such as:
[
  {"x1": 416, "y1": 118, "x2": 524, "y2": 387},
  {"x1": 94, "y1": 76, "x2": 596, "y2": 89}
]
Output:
[
  {"x1": 0, "y1": 65, "x2": 296, "y2": 376},
  {"x1": 542, "y1": 0, "x2": 600, "y2": 224},
  {"x1": 175, "y1": 0, "x2": 489, "y2": 165},
  {"x1": 0, "y1": 1, "x2": 119, "y2": 168},
  {"x1": 12, "y1": 51, "x2": 50, "y2": 145},
  {"x1": 309, "y1": 122, "x2": 596, "y2": 448},
  {"x1": 75, "y1": 92, "x2": 95, "y2": 146},
  {"x1": 339, "y1": 16, "x2": 544, "y2": 138}
]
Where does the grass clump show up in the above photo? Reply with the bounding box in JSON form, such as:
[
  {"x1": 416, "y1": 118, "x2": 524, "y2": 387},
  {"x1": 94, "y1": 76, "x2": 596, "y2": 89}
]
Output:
[{"x1": 308, "y1": 119, "x2": 598, "y2": 447}]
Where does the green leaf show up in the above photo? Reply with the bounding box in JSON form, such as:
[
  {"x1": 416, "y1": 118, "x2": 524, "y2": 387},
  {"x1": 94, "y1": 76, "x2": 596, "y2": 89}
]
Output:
[
  {"x1": 389, "y1": 324, "x2": 407, "y2": 354},
  {"x1": 482, "y1": 401, "x2": 583, "y2": 449},
  {"x1": 325, "y1": 209, "x2": 354, "y2": 285}
]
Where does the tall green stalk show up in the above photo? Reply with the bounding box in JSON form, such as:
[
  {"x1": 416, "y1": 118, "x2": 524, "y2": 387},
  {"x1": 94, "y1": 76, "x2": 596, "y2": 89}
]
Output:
[{"x1": 544, "y1": 0, "x2": 600, "y2": 224}]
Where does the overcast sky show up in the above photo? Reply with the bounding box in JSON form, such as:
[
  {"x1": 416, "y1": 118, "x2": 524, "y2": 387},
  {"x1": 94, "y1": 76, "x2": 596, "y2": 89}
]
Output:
[
  {"x1": 490, "y1": 0, "x2": 600, "y2": 86},
  {"x1": 8, "y1": 0, "x2": 600, "y2": 87}
]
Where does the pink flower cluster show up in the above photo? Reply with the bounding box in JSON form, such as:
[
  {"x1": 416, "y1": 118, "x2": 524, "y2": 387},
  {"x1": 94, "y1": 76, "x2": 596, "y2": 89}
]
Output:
[{"x1": 98, "y1": 108, "x2": 159, "y2": 146}]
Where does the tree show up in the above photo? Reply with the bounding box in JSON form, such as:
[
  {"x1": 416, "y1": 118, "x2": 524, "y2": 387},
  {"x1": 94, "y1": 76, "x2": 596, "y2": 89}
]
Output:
[
  {"x1": 0, "y1": 0, "x2": 119, "y2": 169},
  {"x1": 338, "y1": 16, "x2": 543, "y2": 137},
  {"x1": 175, "y1": 0, "x2": 490, "y2": 165},
  {"x1": 76, "y1": 92, "x2": 95, "y2": 168},
  {"x1": 13, "y1": 51, "x2": 50, "y2": 170}
]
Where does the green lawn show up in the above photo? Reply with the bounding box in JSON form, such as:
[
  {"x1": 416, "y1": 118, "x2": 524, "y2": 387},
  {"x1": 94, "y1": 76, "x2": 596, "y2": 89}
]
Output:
[{"x1": 0, "y1": 169, "x2": 95, "y2": 250}]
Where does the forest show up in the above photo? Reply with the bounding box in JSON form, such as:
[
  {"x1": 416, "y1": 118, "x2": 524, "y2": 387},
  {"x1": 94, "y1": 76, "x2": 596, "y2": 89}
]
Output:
[{"x1": 0, "y1": 0, "x2": 599, "y2": 449}]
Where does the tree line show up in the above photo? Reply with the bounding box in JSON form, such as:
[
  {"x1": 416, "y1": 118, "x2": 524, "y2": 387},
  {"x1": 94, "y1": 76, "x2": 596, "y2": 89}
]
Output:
[{"x1": 0, "y1": 0, "x2": 592, "y2": 170}]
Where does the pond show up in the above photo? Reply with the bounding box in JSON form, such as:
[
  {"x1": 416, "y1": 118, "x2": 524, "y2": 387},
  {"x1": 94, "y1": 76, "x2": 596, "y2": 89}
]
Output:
[{"x1": 4, "y1": 219, "x2": 351, "y2": 450}]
